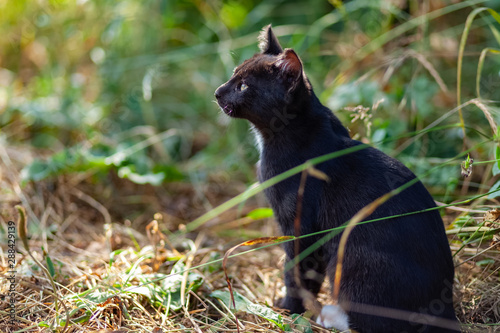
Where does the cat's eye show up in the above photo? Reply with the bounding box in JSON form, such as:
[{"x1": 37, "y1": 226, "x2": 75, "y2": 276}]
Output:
[{"x1": 238, "y1": 82, "x2": 248, "y2": 92}]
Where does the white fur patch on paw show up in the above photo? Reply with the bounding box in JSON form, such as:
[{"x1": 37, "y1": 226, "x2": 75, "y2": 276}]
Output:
[{"x1": 316, "y1": 304, "x2": 350, "y2": 331}]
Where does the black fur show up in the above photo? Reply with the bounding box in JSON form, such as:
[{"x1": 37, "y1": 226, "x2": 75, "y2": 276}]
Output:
[{"x1": 215, "y1": 25, "x2": 459, "y2": 333}]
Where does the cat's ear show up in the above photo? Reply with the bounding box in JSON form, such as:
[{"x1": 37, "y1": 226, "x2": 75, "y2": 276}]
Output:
[
  {"x1": 275, "y1": 48, "x2": 303, "y2": 89},
  {"x1": 259, "y1": 24, "x2": 283, "y2": 55}
]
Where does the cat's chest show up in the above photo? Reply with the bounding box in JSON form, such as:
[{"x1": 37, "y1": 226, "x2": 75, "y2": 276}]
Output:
[
  {"x1": 258, "y1": 157, "x2": 298, "y2": 197},
  {"x1": 258, "y1": 145, "x2": 303, "y2": 179},
  {"x1": 258, "y1": 161, "x2": 301, "y2": 214}
]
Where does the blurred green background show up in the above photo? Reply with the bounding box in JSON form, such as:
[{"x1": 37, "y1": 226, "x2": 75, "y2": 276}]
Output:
[{"x1": 1, "y1": 0, "x2": 499, "y2": 206}]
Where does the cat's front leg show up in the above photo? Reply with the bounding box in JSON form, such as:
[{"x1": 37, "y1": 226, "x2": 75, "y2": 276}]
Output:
[
  {"x1": 279, "y1": 243, "x2": 326, "y2": 314},
  {"x1": 280, "y1": 265, "x2": 306, "y2": 314}
]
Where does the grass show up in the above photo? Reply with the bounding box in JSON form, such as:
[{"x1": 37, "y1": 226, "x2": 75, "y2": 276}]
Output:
[
  {"x1": 1, "y1": 150, "x2": 499, "y2": 332},
  {"x1": 1, "y1": 0, "x2": 500, "y2": 332}
]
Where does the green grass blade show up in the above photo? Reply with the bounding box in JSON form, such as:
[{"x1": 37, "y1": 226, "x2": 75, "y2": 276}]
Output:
[
  {"x1": 476, "y1": 47, "x2": 500, "y2": 98},
  {"x1": 457, "y1": 6, "x2": 500, "y2": 138}
]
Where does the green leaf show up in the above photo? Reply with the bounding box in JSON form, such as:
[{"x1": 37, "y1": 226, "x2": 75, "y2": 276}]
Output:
[
  {"x1": 20, "y1": 160, "x2": 53, "y2": 182},
  {"x1": 45, "y1": 255, "x2": 56, "y2": 278},
  {"x1": 129, "y1": 286, "x2": 154, "y2": 299},
  {"x1": 206, "y1": 252, "x2": 222, "y2": 273},
  {"x1": 152, "y1": 164, "x2": 185, "y2": 182},
  {"x1": 291, "y1": 314, "x2": 314, "y2": 333},
  {"x1": 117, "y1": 164, "x2": 183, "y2": 185},
  {"x1": 246, "y1": 208, "x2": 274, "y2": 220},
  {"x1": 210, "y1": 289, "x2": 284, "y2": 329},
  {"x1": 20, "y1": 147, "x2": 110, "y2": 183},
  {"x1": 109, "y1": 249, "x2": 127, "y2": 266},
  {"x1": 20, "y1": 143, "x2": 183, "y2": 186},
  {"x1": 493, "y1": 161, "x2": 500, "y2": 177},
  {"x1": 488, "y1": 180, "x2": 500, "y2": 199},
  {"x1": 117, "y1": 166, "x2": 165, "y2": 185},
  {"x1": 452, "y1": 215, "x2": 475, "y2": 228},
  {"x1": 138, "y1": 261, "x2": 204, "y2": 312},
  {"x1": 476, "y1": 259, "x2": 495, "y2": 266},
  {"x1": 89, "y1": 290, "x2": 115, "y2": 303},
  {"x1": 372, "y1": 128, "x2": 387, "y2": 144},
  {"x1": 494, "y1": 145, "x2": 500, "y2": 176}
]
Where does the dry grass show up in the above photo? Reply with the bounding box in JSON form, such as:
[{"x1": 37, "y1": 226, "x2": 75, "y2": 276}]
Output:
[{"x1": 0, "y1": 146, "x2": 499, "y2": 333}]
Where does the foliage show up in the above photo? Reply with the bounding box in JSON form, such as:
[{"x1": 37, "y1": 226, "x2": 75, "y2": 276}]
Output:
[{"x1": 1, "y1": 0, "x2": 498, "y2": 193}]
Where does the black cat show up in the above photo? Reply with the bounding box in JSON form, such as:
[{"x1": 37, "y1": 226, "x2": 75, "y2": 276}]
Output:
[{"x1": 215, "y1": 25, "x2": 459, "y2": 333}]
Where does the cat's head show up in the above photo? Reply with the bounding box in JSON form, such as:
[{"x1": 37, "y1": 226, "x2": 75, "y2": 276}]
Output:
[{"x1": 214, "y1": 25, "x2": 308, "y2": 128}]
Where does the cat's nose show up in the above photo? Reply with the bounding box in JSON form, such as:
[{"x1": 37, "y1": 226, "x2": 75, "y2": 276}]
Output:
[
  {"x1": 215, "y1": 84, "x2": 227, "y2": 100},
  {"x1": 214, "y1": 87, "x2": 221, "y2": 100}
]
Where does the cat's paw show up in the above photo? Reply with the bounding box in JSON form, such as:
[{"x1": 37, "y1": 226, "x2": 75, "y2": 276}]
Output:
[
  {"x1": 276, "y1": 296, "x2": 306, "y2": 314},
  {"x1": 316, "y1": 304, "x2": 350, "y2": 331}
]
